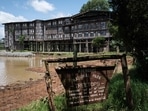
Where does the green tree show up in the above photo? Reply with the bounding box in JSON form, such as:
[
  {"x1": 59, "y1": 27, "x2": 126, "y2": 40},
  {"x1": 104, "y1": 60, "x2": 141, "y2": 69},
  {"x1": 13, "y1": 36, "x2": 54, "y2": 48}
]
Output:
[
  {"x1": 109, "y1": 0, "x2": 148, "y2": 80},
  {"x1": 92, "y1": 36, "x2": 105, "y2": 52},
  {"x1": 80, "y1": 0, "x2": 109, "y2": 12},
  {"x1": 108, "y1": 22, "x2": 123, "y2": 53},
  {"x1": 18, "y1": 35, "x2": 25, "y2": 51}
]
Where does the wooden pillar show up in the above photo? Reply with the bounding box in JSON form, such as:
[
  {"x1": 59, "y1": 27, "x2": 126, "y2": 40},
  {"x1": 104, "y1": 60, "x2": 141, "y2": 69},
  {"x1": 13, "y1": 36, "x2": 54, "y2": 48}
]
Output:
[
  {"x1": 85, "y1": 40, "x2": 88, "y2": 53},
  {"x1": 44, "y1": 61, "x2": 56, "y2": 111},
  {"x1": 42, "y1": 41, "x2": 45, "y2": 52},
  {"x1": 73, "y1": 42, "x2": 77, "y2": 67},
  {"x1": 121, "y1": 54, "x2": 133, "y2": 110},
  {"x1": 79, "y1": 43, "x2": 81, "y2": 52}
]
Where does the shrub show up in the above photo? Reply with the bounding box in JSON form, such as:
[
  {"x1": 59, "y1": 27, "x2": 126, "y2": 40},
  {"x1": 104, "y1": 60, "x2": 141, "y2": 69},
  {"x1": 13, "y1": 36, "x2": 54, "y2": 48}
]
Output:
[{"x1": 102, "y1": 68, "x2": 148, "y2": 111}]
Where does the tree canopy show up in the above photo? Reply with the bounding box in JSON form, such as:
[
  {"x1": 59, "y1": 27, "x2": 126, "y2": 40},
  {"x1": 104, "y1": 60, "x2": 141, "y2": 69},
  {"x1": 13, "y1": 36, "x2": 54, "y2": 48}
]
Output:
[
  {"x1": 92, "y1": 36, "x2": 105, "y2": 52},
  {"x1": 80, "y1": 0, "x2": 109, "y2": 13},
  {"x1": 110, "y1": 0, "x2": 148, "y2": 80}
]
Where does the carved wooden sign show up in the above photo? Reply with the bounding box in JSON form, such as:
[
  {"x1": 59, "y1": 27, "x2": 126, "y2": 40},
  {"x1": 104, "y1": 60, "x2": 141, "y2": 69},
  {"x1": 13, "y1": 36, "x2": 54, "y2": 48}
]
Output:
[{"x1": 56, "y1": 66, "x2": 115, "y2": 106}]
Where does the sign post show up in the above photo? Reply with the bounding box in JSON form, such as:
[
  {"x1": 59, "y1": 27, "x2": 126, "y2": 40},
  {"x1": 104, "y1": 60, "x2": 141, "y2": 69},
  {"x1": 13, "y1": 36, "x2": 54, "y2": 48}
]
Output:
[
  {"x1": 56, "y1": 66, "x2": 115, "y2": 106},
  {"x1": 43, "y1": 54, "x2": 133, "y2": 109},
  {"x1": 121, "y1": 54, "x2": 133, "y2": 109},
  {"x1": 44, "y1": 61, "x2": 56, "y2": 111}
]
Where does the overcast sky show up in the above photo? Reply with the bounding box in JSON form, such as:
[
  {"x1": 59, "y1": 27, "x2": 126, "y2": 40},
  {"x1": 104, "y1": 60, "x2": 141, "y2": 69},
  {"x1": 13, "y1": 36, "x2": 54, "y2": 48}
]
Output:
[{"x1": 0, "y1": 0, "x2": 88, "y2": 39}]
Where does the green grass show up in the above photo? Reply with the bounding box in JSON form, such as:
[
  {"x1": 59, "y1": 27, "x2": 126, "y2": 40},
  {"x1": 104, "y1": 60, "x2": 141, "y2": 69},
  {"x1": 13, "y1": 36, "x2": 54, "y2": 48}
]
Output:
[
  {"x1": 54, "y1": 94, "x2": 103, "y2": 111},
  {"x1": 102, "y1": 68, "x2": 148, "y2": 111},
  {"x1": 14, "y1": 98, "x2": 49, "y2": 111},
  {"x1": 15, "y1": 95, "x2": 103, "y2": 111}
]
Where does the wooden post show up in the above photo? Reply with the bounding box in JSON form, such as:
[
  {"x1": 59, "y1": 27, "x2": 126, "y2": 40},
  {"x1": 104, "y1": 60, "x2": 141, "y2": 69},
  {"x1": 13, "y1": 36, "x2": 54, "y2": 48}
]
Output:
[
  {"x1": 121, "y1": 54, "x2": 133, "y2": 110},
  {"x1": 73, "y1": 43, "x2": 77, "y2": 67},
  {"x1": 44, "y1": 61, "x2": 56, "y2": 111}
]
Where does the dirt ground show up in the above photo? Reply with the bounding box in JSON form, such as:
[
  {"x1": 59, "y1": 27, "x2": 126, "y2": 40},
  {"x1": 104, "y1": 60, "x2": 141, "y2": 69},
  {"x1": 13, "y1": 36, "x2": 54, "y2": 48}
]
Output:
[
  {"x1": 27, "y1": 56, "x2": 133, "y2": 74},
  {"x1": 5, "y1": 57, "x2": 132, "y2": 94},
  {"x1": 26, "y1": 56, "x2": 133, "y2": 95}
]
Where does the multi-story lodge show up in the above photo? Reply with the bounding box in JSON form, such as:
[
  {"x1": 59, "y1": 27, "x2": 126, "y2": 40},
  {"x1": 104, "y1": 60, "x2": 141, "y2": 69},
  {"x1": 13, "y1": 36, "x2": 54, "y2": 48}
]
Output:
[{"x1": 3, "y1": 10, "x2": 111, "y2": 52}]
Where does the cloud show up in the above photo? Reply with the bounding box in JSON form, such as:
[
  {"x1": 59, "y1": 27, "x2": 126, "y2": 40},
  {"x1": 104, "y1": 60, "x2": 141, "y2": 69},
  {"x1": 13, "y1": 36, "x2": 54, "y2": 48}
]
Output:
[
  {"x1": 0, "y1": 11, "x2": 27, "y2": 23},
  {"x1": 29, "y1": 0, "x2": 55, "y2": 13},
  {"x1": 51, "y1": 12, "x2": 71, "y2": 19},
  {"x1": 0, "y1": 27, "x2": 4, "y2": 38},
  {"x1": 0, "y1": 11, "x2": 28, "y2": 38}
]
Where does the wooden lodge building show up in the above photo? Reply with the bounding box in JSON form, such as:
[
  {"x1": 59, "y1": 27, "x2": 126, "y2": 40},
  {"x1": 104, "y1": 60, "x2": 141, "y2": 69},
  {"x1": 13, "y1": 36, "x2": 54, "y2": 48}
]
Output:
[{"x1": 3, "y1": 10, "x2": 112, "y2": 52}]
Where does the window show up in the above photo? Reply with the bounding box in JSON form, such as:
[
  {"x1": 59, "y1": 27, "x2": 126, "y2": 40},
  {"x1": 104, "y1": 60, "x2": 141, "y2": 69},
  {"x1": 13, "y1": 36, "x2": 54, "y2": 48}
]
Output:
[
  {"x1": 95, "y1": 32, "x2": 100, "y2": 36},
  {"x1": 64, "y1": 27, "x2": 69, "y2": 31},
  {"x1": 29, "y1": 29, "x2": 34, "y2": 34},
  {"x1": 59, "y1": 34, "x2": 63, "y2": 38},
  {"x1": 22, "y1": 29, "x2": 27, "y2": 35},
  {"x1": 58, "y1": 20, "x2": 63, "y2": 24},
  {"x1": 23, "y1": 23, "x2": 27, "y2": 27},
  {"x1": 84, "y1": 32, "x2": 89, "y2": 37},
  {"x1": 78, "y1": 33, "x2": 83, "y2": 37},
  {"x1": 15, "y1": 35, "x2": 19, "y2": 39},
  {"x1": 53, "y1": 21, "x2": 56, "y2": 25},
  {"x1": 58, "y1": 27, "x2": 62, "y2": 32},
  {"x1": 74, "y1": 33, "x2": 78, "y2": 38},
  {"x1": 84, "y1": 24, "x2": 88, "y2": 29},
  {"x1": 100, "y1": 31, "x2": 106, "y2": 36},
  {"x1": 71, "y1": 26, "x2": 75, "y2": 30},
  {"x1": 67, "y1": 34, "x2": 70, "y2": 38},
  {"x1": 78, "y1": 24, "x2": 82, "y2": 29},
  {"x1": 90, "y1": 23, "x2": 95, "y2": 29},
  {"x1": 53, "y1": 34, "x2": 57, "y2": 39},
  {"x1": 90, "y1": 32, "x2": 94, "y2": 37},
  {"x1": 29, "y1": 23, "x2": 34, "y2": 27},
  {"x1": 100, "y1": 22, "x2": 106, "y2": 29},
  {"x1": 15, "y1": 24, "x2": 20, "y2": 27},
  {"x1": 47, "y1": 22, "x2": 51, "y2": 26},
  {"x1": 48, "y1": 35, "x2": 52, "y2": 39},
  {"x1": 65, "y1": 19, "x2": 70, "y2": 24}
]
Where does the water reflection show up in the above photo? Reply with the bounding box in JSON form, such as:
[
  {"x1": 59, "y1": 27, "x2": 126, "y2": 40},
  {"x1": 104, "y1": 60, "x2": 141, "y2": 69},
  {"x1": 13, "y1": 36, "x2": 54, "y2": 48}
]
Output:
[{"x1": 0, "y1": 57, "x2": 44, "y2": 86}]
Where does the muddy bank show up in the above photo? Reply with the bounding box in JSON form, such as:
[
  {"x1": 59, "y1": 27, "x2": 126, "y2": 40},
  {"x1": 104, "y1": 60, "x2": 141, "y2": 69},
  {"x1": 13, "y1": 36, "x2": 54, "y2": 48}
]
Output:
[
  {"x1": 0, "y1": 66, "x2": 65, "y2": 111},
  {"x1": 0, "y1": 79, "x2": 47, "y2": 111}
]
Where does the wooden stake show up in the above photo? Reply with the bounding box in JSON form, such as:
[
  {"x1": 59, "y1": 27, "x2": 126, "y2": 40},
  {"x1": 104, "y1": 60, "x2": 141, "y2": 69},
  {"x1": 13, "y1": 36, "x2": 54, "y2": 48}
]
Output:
[
  {"x1": 121, "y1": 54, "x2": 133, "y2": 110},
  {"x1": 44, "y1": 61, "x2": 56, "y2": 111},
  {"x1": 73, "y1": 43, "x2": 77, "y2": 67}
]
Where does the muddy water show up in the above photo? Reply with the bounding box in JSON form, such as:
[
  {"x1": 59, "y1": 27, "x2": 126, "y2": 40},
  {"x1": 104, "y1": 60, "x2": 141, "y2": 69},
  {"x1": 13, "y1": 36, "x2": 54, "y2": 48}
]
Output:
[{"x1": 0, "y1": 57, "x2": 44, "y2": 86}]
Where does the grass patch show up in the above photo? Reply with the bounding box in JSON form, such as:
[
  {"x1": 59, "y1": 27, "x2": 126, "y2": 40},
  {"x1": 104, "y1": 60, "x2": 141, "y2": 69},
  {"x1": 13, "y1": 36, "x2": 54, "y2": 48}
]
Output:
[
  {"x1": 54, "y1": 94, "x2": 103, "y2": 111},
  {"x1": 15, "y1": 95, "x2": 103, "y2": 111},
  {"x1": 102, "y1": 68, "x2": 148, "y2": 111},
  {"x1": 14, "y1": 98, "x2": 49, "y2": 111}
]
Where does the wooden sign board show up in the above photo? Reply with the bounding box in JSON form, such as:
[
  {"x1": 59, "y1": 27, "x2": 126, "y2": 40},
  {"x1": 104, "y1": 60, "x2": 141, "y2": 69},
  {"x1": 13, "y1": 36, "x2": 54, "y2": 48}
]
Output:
[{"x1": 56, "y1": 66, "x2": 115, "y2": 106}]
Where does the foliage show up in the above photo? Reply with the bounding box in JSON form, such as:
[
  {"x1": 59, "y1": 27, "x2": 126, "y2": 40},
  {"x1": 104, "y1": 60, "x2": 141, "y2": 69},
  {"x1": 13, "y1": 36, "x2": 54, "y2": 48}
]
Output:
[
  {"x1": 108, "y1": 22, "x2": 124, "y2": 52},
  {"x1": 19, "y1": 35, "x2": 25, "y2": 44},
  {"x1": 92, "y1": 36, "x2": 105, "y2": 52},
  {"x1": 80, "y1": 0, "x2": 109, "y2": 13},
  {"x1": 102, "y1": 68, "x2": 148, "y2": 111},
  {"x1": 109, "y1": 0, "x2": 148, "y2": 80},
  {"x1": 16, "y1": 95, "x2": 103, "y2": 111},
  {"x1": 18, "y1": 35, "x2": 25, "y2": 51},
  {"x1": 0, "y1": 38, "x2": 4, "y2": 50},
  {"x1": 15, "y1": 98, "x2": 49, "y2": 111},
  {"x1": 54, "y1": 94, "x2": 103, "y2": 111},
  {"x1": 92, "y1": 36, "x2": 105, "y2": 47}
]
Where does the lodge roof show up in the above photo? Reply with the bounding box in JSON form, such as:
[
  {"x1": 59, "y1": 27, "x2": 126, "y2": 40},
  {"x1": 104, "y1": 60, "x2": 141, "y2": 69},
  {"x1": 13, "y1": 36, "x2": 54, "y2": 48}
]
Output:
[{"x1": 71, "y1": 10, "x2": 111, "y2": 19}]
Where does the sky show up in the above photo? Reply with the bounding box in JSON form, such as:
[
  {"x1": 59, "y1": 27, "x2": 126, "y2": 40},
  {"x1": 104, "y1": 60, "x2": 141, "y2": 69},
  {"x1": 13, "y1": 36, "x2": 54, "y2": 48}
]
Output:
[{"x1": 0, "y1": 0, "x2": 88, "y2": 39}]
